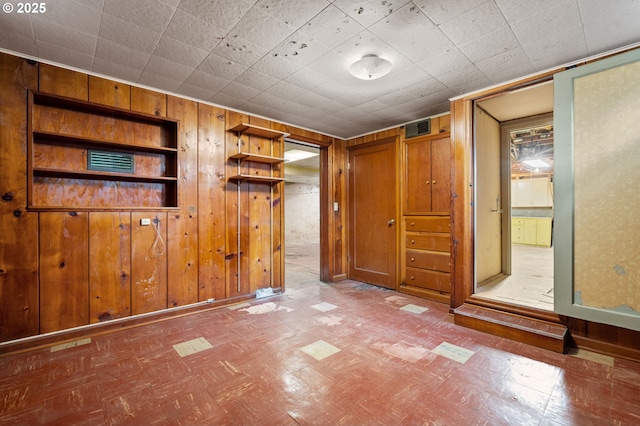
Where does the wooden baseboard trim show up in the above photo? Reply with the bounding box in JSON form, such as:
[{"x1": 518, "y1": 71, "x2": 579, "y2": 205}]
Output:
[
  {"x1": 399, "y1": 285, "x2": 449, "y2": 304},
  {"x1": 332, "y1": 273, "x2": 347, "y2": 281},
  {"x1": 0, "y1": 293, "x2": 261, "y2": 357},
  {"x1": 571, "y1": 335, "x2": 640, "y2": 362},
  {"x1": 454, "y1": 303, "x2": 567, "y2": 353}
]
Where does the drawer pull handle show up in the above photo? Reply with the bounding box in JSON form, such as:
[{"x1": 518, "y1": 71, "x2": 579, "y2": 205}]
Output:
[
  {"x1": 410, "y1": 276, "x2": 415, "y2": 280},
  {"x1": 432, "y1": 180, "x2": 437, "y2": 184},
  {"x1": 426, "y1": 181, "x2": 430, "y2": 185},
  {"x1": 410, "y1": 222, "x2": 415, "y2": 227},
  {"x1": 410, "y1": 257, "x2": 415, "y2": 262},
  {"x1": 411, "y1": 240, "x2": 415, "y2": 244}
]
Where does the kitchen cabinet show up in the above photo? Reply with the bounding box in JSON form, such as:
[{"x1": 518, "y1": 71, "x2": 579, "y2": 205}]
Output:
[{"x1": 512, "y1": 217, "x2": 552, "y2": 247}]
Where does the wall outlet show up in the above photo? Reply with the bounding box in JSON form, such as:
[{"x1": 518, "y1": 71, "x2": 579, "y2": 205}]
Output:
[{"x1": 140, "y1": 218, "x2": 151, "y2": 226}]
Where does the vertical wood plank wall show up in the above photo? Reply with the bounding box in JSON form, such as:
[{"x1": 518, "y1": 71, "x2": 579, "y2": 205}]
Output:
[
  {"x1": 0, "y1": 55, "x2": 39, "y2": 342},
  {"x1": 39, "y1": 212, "x2": 89, "y2": 333},
  {"x1": 89, "y1": 212, "x2": 131, "y2": 323},
  {"x1": 0, "y1": 52, "x2": 340, "y2": 344}
]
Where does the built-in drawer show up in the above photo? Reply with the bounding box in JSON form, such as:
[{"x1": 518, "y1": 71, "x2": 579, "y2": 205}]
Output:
[
  {"x1": 405, "y1": 216, "x2": 450, "y2": 233},
  {"x1": 406, "y1": 249, "x2": 450, "y2": 272},
  {"x1": 512, "y1": 233, "x2": 524, "y2": 243},
  {"x1": 406, "y1": 233, "x2": 450, "y2": 252},
  {"x1": 405, "y1": 267, "x2": 450, "y2": 293},
  {"x1": 512, "y1": 224, "x2": 524, "y2": 233}
]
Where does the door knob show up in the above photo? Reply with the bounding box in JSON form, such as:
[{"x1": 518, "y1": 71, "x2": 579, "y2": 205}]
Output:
[{"x1": 388, "y1": 219, "x2": 395, "y2": 226}]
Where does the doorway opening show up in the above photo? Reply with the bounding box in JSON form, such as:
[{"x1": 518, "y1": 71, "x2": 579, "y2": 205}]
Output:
[
  {"x1": 283, "y1": 140, "x2": 321, "y2": 287},
  {"x1": 473, "y1": 82, "x2": 555, "y2": 311},
  {"x1": 477, "y1": 121, "x2": 555, "y2": 310}
]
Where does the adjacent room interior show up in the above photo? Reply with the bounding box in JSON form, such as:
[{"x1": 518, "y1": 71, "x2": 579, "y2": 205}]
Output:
[
  {"x1": 283, "y1": 140, "x2": 321, "y2": 284},
  {"x1": 474, "y1": 83, "x2": 555, "y2": 311}
]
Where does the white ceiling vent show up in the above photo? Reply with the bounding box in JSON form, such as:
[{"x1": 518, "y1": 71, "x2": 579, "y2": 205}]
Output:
[{"x1": 405, "y1": 118, "x2": 431, "y2": 139}]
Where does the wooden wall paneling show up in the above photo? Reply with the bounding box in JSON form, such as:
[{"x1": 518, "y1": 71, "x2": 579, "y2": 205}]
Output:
[
  {"x1": 347, "y1": 128, "x2": 401, "y2": 147},
  {"x1": 436, "y1": 114, "x2": 451, "y2": 134},
  {"x1": 167, "y1": 96, "x2": 198, "y2": 307},
  {"x1": 368, "y1": 128, "x2": 400, "y2": 144},
  {"x1": 450, "y1": 99, "x2": 474, "y2": 310},
  {"x1": 226, "y1": 111, "x2": 249, "y2": 297},
  {"x1": 88, "y1": 75, "x2": 131, "y2": 109},
  {"x1": 320, "y1": 145, "x2": 331, "y2": 282},
  {"x1": 332, "y1": 140, "x2": 348, "y2": 281},
  {"x1": 39, "y1": 212, "x2": 89, "y2": 333},
  {"x1": 0, "y1": 54, "x2": 39, "y2": 342},
  {"x1": 131, "y1": 86, "x2": 167, "y2": 117},
  {"x1": 280, "y1": 125, "x2": 333, "y2": 148},
  {"x1": 197, "y1": 104, "x2": 227, "y2": 301},
  {"x1": 89, "y1": 212, "x2": 131, "y2": 323},
  {"x1": 320, "y1": 140, "x2": 348, "y2": 282},
  {"x1": 271, "y1": 122, "x2": 284, "y2": 291},
  {"x1": 131, "y1": 212, "x2": 168, "y2": 315},
  {"x1": 248, "y1": 117, "x2": 272, "y2": 292},
  {"x1": 38, "y1": 63, "x2": 88, "y2": 100}
]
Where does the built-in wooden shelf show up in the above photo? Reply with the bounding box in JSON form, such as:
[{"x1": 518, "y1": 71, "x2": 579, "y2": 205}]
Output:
[
  {"x1": 33, "y1": 131, "x2": 178, "y2": 154},
  {"x1": 229, "y1": 123, "x2": 289, "y2": 139},
  {"x1": 33, "y1": 167, "x2": 178, "y2": 183},
  {"x1": 228, "y1": 174, "x2": 285, "y2": 183},
  {"x1": 229, "y1": 152, "x2": 285, "y2": 164},
  {"x1": 28, "y1": 90, "x2": 179, "y2": 209},
  {"x1": 228, "y1": 123, "x2": 286, "y2": 184},
  {"x1": 32, "y1": 91, "x2": 176, "y2": 126}
]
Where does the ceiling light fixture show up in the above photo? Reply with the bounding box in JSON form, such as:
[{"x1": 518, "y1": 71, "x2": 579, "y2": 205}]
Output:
[
  {"x1": 349, "y1": 54, "x2": 392, "y2": 80},
  {"x1": 522, "y1": 159, "x2": 549, "y2": 168},
  {"x1": 284, "y1": 149, "x2": 319, "y2": 163}
]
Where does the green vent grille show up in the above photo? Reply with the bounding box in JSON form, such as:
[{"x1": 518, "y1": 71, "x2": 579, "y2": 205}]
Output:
[
  {"x1": 405, "y1": 118, "x2": 431, "y2": 139},
  {"x1": 88, "y1": 150, "x2": 134, "y2": 173}
]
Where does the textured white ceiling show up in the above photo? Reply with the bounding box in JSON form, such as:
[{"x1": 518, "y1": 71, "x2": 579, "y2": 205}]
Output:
[{"x1": 1, "y1": 0, "x2": 640, "y2": 138}]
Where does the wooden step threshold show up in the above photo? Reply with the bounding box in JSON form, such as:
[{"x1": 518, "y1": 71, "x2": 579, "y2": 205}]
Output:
[{"x1": 453, "y1": 303, "x2": 568, "y2": 353}]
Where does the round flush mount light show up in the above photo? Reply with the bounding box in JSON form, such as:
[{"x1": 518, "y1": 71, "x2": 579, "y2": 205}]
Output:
[{"x1": 349, "y1": 54, "x2": 392, "y2": 80}]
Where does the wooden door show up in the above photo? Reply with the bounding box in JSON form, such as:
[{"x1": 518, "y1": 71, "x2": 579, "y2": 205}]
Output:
[
  {"x1": 404, "y1": 138, "x2": 432, "y2": 214},
  {"x1": 348, "y1": 140, "x2": 397, "y2": 289},
  {"x1": 474, "y1": 108, "x2": 503, "y2": 284},
  {"x1": 430, "y1": 136, "x2": 452, "y2": 213}
]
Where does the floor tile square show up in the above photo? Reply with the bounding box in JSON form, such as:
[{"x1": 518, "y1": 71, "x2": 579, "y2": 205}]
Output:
[
  {"x1": 432, "y1": 342, "x2": 475, "y2": 364},
  {"x1": 173, "y1": 337, "x2": 212, "y2": 358},
  {"x1": 50, "y1": 338, "x2": 92, "y2": 353},
  {"x1": 400, "y1": 304, "x2": 429, "y2": 314},
  {"x1": 300, "y1": 340, "x2": 341, "y2": 361},
  {"x1": 311, "y1": 302, "x2": 338, "y2": 312},
  {"x1": 569, "y1": 348, "x2": 615, "y2": 366},
  {"x1": 228, "y1": 302, "x2": 251, "y2": 310}
]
